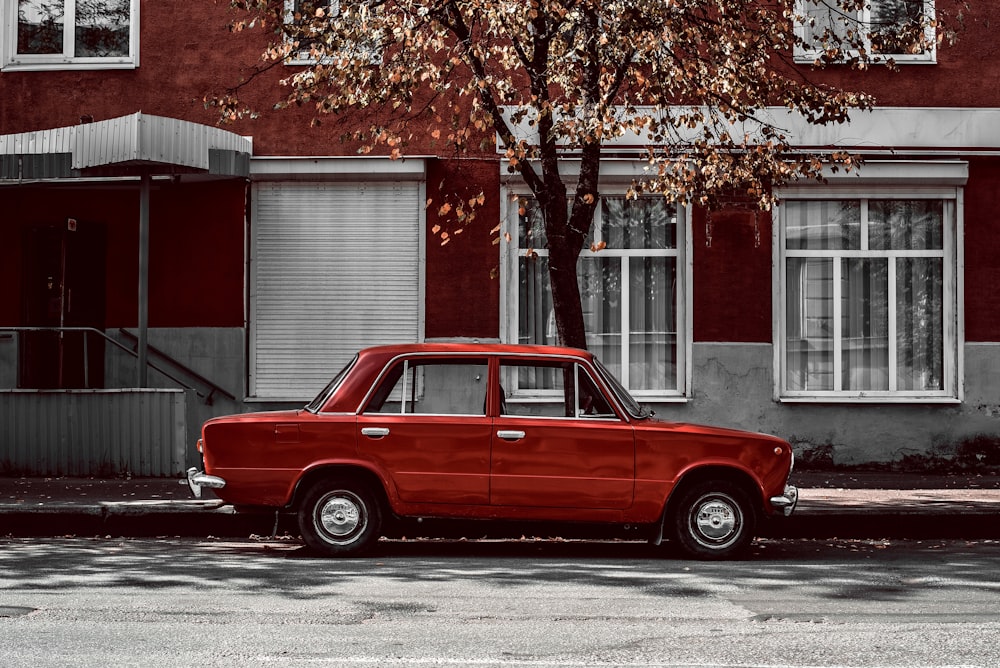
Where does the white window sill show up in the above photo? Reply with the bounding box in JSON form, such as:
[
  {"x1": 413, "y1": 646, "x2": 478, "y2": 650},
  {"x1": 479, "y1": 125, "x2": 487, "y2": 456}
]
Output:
[
  {"x1": 2, "y1": 61, "x2": 137, "y2": 72},
  {"x1": 792, "y1": 53, "x2": 937, "y2": 66},
  {"x1": 778, "y1": 395, "x2": 960, "y2": 405}
]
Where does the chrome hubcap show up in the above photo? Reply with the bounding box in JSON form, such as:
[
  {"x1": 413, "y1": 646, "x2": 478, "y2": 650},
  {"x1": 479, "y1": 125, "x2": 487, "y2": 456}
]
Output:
[
  {"x1": 691, "y1": 494, "x2": 741, "y2": 547},
  {"x1": 317, "y1": 493, "x2": 364, "y2": 539}
]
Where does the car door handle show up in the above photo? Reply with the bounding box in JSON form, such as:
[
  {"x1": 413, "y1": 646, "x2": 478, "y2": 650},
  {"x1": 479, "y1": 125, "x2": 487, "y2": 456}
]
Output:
[
  {"x1": 361, "y1": 427, "x2": 390, "y2": 439},
  {"x1": 497, "y1": 430, "x2": 525, "y2": 441}
]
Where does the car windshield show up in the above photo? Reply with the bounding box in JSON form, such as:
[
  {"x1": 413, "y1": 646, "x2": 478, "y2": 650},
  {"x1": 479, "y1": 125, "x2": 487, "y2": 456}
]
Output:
[
  {"x1": 593, "y1": 358, "x2": 650, "y2": 419},
  {"x1": 305, "y1": 355, "x2": 358, "y2": 413}
]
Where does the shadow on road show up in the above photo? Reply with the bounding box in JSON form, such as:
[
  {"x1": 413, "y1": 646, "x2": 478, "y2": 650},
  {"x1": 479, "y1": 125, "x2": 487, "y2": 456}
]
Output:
[{"x1": 3, "y1": 535, "x2": 1000, "y2": 606}]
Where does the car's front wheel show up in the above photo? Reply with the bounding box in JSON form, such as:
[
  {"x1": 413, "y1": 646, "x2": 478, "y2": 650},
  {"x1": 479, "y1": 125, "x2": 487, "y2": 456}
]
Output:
[
  {"x1": 671, "y1": 480, "x2": 756, "y2": 560},
  {"x1": 298, "y1": 479, "x2": 382, "y2": 556}
]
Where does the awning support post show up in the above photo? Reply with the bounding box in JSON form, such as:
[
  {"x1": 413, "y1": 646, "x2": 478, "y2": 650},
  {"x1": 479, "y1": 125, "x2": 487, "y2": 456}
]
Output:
[{"x1": 138, "y1": 172, "x2": 150, "y2": 387}]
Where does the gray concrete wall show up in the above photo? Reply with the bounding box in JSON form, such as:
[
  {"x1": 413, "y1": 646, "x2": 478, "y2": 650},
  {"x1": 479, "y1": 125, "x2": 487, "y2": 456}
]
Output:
[
  {"x1": 0, "y1": 332, "x2": 15, "y2": 388},
  {"x1": 652, "y1": 343, "x2": 1000, "y2": 470},
  {"x1": 104, "y1": 328, "x2": 248, "y2": 468}
]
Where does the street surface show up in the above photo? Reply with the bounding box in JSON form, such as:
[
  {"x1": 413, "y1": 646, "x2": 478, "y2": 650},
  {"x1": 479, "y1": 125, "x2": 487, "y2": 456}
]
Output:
[{"x1": 1, "y1": 537, "x2": 999, "y2": 667}]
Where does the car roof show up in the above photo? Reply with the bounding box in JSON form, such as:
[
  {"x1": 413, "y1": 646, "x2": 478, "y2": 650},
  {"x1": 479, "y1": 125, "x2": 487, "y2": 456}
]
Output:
[
  {"x1": 356, "y1": 342, "x2": 594, "y2": 361},
  {"x1": 315, "y1": 342, "x2": 598, "y2": 413}
]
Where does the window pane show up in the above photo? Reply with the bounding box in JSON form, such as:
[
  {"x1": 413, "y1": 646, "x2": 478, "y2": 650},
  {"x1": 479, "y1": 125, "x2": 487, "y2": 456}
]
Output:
[
  {"x1": 842, "y1": 259, "x2": 889, "y2": 391},
  {"x1": 75, "y1": 0, "x2": 130, "y2": 57},
  {"x1": 629, "y1": 257, "x2": 676, "y2": 391},
  {"x1": 409, "y1": 362, "x2": 488, "y2": 415},
  {"x1": 18, "y1": 0, "x2": 64, "y2": 54},
  {"x1": 897, "y1": 257, "x2": 943, "y2": 391},
  {"x1": 579, "y1": 256, "x2": 622, "y2": 373},
  {"x1": 366, "y1": 361, "x2": 488, "y2": 414},
  {"x1": 518, "y1": 255, "x2": 554, "y2": 345},
  {"x1": 503, "y1": 361, "x2": 611, "y2": 418},
  {"x1": 869, "y1": 200, "x2": 943, "y2": 250},
  {"x1": 578, "y1": 370, "x2": 615, "y2": 417},
  {"x1": 871, "y1": 0, "x2": 927, "y2": 55},
  {"x1": 786, "y1": 258, "x2": 833, "y2": 391},
  {"x1": 503, "y1": 360, "x2": 571, "y2": 416},
  {"x1": 785, "y1": 200, "x2": 861, "y2": 250},
  {"x1": 518, "y1": 199, "x2": 547, "y2": 248},
  {"x1": 602, "y1": 197, "x2": 676, "y2": 249},
  {"x1": 287, "y1": 0, "x2": 341, "y2": 59},
  {"x1": 801, "y1": 0, "x2": 858, "y2": 44}
]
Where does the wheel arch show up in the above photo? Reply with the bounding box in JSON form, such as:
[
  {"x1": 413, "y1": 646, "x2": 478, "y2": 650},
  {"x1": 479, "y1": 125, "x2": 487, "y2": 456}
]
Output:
[
  {"x1": 664, "y1": 465, "x2": 765, "y2": 523},
  {"x1": 289, "y1": 464, "x2": 392, "y2": 513}
]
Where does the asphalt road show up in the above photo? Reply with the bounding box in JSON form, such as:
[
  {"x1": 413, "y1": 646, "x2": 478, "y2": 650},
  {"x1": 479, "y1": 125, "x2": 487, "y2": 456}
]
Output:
[{"x1": 1, "y1": 536, "x2": 999, "y2": 667}]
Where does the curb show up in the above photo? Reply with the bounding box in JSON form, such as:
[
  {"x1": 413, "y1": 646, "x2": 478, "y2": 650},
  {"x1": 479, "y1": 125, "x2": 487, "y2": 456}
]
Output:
[{"x1": 2, "y1": 498, "x2": 999, "y2": 541}]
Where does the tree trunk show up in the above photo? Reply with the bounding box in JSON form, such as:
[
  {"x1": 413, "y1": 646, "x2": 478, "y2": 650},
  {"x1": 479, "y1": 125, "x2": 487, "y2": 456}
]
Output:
[{"x1": 547, "y1": 239, "x2": 587, "y2": 350}]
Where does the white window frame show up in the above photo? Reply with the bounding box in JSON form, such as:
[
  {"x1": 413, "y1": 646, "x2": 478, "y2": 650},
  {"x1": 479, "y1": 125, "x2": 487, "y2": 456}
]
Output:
[
  {"x1": 2, "y1": 0, "x2": 139, "y2": 71},
  {"x1": 500, "y1": 175, "x2": 692, "y2": 402},
  {"x1": 774, "y1": 176, "x2": 964, "y2": 404},
  {"x1": 794, "y1": 0, "x2": 936, "y2": 65}
]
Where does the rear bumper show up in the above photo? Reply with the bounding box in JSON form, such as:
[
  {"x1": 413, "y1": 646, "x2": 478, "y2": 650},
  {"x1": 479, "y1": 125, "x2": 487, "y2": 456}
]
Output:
[
  {"x1": 186, "y1": 467, "x2": 227, "y2": 499},
  {"x1": 769, "y1": 485, "x2": 799, "y2": 517}
]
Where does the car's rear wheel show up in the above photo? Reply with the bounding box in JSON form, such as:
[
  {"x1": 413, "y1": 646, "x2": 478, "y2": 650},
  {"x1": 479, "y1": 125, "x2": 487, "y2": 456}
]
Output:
[
  {"x1": 298, "y1": 479, "x2": 382, "y2": 556},
  {"x1": 671, "y1": 480, "x2": 756, "y2": 560}
]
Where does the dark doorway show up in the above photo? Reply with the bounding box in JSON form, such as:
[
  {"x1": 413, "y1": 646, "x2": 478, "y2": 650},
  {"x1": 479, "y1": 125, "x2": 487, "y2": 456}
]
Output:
[{"x1": 20, "y1": 221, "x2": 107, "y2": 388}]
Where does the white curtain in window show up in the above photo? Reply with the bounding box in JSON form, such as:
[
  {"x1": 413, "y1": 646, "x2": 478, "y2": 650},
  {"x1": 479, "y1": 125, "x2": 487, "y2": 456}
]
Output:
[
  {"x1": 842, "y1": 259, "x2": 889, "y2": 391},
  {"x1": 786, "y1": 257, "x2": 834, "y2": 391},
  {"x1": 897, "y1": 257, "x2": 944, "y2": 390},
  {"x1": 629, "y1": 257, "x2": 675, "y2": 391}
]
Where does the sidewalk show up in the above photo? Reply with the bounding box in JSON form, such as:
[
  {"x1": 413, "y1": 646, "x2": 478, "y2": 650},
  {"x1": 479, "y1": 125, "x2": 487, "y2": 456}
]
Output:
[{"x1": 1, "y1": 472, "x2": 999, "y2": 540}]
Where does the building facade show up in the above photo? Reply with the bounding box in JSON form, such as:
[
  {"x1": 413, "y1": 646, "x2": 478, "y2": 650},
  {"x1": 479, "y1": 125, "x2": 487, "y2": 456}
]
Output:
[{"x1": 0, "y1": 0, "x2": 997, "y2": 475}]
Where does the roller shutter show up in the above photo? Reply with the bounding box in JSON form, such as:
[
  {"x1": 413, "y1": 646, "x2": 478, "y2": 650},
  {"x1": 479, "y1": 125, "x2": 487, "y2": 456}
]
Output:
[{"x1": 250, "y1": 181, "x2": 423, "y2": 400}]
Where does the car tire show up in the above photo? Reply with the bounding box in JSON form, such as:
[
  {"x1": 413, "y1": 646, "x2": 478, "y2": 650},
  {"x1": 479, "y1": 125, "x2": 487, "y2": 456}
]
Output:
[
  {"x1": 298, "y1": 478, "x2": 382, "y2": 556},
  {"x1": 671, "y1": 480, "x2": 756, "y2": 560}
]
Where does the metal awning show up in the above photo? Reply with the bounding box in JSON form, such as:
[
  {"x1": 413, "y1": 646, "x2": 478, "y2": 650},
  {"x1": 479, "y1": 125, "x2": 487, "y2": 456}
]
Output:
[
  {"x1": 0, "y1": 112, "x2": 251, "y2": 181},
  {"x1": 1, "y1": 113, "x2": 252, "y2": 387}
]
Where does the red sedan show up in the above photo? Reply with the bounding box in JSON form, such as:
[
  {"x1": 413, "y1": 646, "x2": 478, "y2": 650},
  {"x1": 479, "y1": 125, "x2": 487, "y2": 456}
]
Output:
[{"x1": 188, "y1": 343, "x2": 797, "y2": 559}]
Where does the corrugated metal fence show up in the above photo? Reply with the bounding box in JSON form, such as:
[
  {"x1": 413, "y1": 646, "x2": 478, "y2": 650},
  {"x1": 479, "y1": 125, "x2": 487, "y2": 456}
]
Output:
[{"x1": 0, "y1": 389, "x2": 188, "y2": 477}]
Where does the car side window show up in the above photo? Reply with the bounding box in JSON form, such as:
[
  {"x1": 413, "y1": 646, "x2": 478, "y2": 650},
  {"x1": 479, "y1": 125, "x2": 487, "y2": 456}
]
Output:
[
  {"x1": 500, "y1": 360, "x2": 617, "y2": 419},
  {"x1": 364, "y1": 359, "x2": 488, "y2": 416}
]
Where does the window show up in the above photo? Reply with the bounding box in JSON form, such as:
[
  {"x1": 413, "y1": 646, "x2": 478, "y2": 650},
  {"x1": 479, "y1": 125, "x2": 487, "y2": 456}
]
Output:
[
  {"x1": 776, "y1": 188, "x2": 960, "y2": 401},
  {"x1": 3, "y1": 0, "x2": 138, "y2": 70},
  {"x1": 503, "y1": 194, "x2": 688, "y2": 398},
  {"x1": 795, "y1": 0, "x2": 935, "y2": 64},
  {"x1": 365, "y1": 359, "x2": 488, "y2": 416},
  {"x1": 500, "y1": 359, "x2": 618, "y2": 419},
  {"x1": 283, "y1": 0, "x2": 379, "y2": 66}
]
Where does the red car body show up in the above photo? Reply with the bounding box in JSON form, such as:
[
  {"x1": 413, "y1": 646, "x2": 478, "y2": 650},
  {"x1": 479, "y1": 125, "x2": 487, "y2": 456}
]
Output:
[{"x1": 189, "y1": 343, "x2": 797, "y2": 559}]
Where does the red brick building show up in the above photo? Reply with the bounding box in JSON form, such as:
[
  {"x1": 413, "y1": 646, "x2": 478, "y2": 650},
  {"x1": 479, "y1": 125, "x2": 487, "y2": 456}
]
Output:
[{"x1": 1, "y1": 1, "x2": 997, "y2": 475}]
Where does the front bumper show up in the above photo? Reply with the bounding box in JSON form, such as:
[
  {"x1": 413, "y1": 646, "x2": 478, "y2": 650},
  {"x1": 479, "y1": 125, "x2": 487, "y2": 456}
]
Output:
[
  {"x1": 186, "y1": 467, "x2": 227, "y2": 499},
  {"x1": 769, "y1": 484, "x2": 799, "y2": 517}
]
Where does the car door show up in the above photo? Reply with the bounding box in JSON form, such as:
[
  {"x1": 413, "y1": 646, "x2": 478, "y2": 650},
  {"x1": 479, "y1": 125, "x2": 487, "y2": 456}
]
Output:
[
  {"x1": 490, "y1": 358, "x2": 635, "y2": 509},
  {"x1": 357, "y1": 356, "x2": 492, "y2": 505}
]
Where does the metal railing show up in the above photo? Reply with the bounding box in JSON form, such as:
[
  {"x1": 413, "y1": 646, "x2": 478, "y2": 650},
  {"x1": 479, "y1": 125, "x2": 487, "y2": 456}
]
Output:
[{"x1": 0, "y1": 326, "x2": 235, "y2": 405}]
